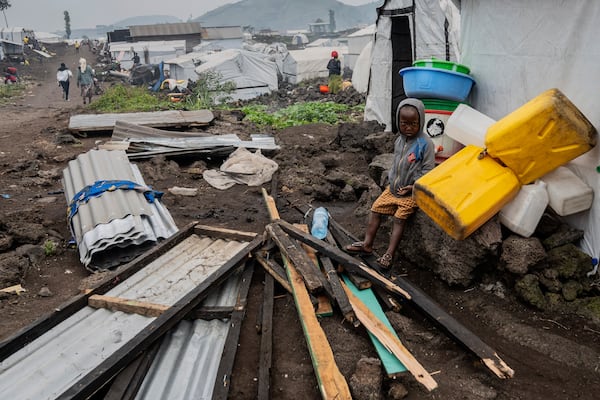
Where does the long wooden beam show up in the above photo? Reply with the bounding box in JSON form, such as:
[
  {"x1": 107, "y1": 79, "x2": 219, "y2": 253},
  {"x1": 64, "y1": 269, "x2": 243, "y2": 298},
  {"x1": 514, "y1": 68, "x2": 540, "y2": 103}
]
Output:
[
  {"x1": 257, "y1": 274, "x2": 274, "y2": 400},
  {"x1": 261, "y1": 188, "x2": 351, "y2": 400}
]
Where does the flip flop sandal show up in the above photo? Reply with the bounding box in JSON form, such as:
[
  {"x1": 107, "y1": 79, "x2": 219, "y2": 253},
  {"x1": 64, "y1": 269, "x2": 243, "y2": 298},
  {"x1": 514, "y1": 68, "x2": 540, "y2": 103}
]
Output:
[
  {"x1": 345, "y1": 241, "x2": 373, "y2": 255},
  {"x1": 376, "y1": 253, "x2": 393, "y2": 268}
]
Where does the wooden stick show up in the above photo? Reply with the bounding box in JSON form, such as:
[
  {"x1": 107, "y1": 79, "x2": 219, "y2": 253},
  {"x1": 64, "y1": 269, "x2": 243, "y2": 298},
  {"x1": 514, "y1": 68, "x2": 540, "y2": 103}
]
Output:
[
  {"x1": 88, "y1": 294, "x2": 169, "y2": 317},
  {"x1": 341, "y1": 281, "x2": 438, "y2": 392}
]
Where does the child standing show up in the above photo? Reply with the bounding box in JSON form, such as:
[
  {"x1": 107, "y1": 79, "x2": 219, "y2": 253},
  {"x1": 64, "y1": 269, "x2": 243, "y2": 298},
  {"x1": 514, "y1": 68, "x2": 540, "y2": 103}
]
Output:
[
  {"x1": 345, "y1": 98, "x2": 436, "y2": 268},
  {"x1": 56, "y1": 63, "x2": 73, "y2": 101}
]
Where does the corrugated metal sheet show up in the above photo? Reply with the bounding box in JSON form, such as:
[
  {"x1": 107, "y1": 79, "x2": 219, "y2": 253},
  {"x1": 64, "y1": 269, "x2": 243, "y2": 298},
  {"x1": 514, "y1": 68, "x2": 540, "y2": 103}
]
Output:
[
  {"x1": 68, "y1": 109, "x2": 214, "y2": 132},
  {"x1": 0, "y1": 233, "x2": 249, "y2": 400},
  {"x1": 134, "y1": 269, "x2": 244, "y2": 400},
  {"x1": 130, "y1": 22, "x2": 202, "y2": 37},
  {"x1": 200, "y1": 26, "x2": 244, "y2": 40},
  {"x1": 62, "y1": 149, "x2": 178, "y2": 269}
]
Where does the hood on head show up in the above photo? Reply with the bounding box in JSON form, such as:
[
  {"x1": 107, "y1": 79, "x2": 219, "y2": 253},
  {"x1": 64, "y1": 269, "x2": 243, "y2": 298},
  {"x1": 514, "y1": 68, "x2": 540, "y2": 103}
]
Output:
[{"x1": 396, "y1": 98, "x2": 426, "y2": 133}]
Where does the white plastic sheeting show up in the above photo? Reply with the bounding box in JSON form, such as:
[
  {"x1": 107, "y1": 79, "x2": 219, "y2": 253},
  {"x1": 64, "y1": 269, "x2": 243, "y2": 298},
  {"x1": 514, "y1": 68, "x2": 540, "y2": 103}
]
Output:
[
  {"x1": 351, "y1": 40, "x2": 373, "y2": 94},
  {"x1": 459, "y1": 0, "x2": 600, "y2": 259},
  {"x1": 163, "y1": 51, "x2": 204, "y2": 81},
  {"x1": 194, "y1": 48, "x2": 278, "y2": 101},
  {"x1": 282, "y1": 46, "x2": 348, "y2": 84},
  {"x1": 364, "y1": 0, "x2": 461, "y2": 130},
  {"x1": 345, "y1": 24, "x2": 375, "y2": 71},
  {"x1": 109, "y1": 40, "x2": 186, "y2": 70}
]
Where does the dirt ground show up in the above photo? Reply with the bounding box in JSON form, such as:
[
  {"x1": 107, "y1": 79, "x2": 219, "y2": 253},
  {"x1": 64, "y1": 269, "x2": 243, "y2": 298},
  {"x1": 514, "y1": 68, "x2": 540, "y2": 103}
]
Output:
[{"x1": 1, "y1": 43, "x2": 600, "y2": 400}]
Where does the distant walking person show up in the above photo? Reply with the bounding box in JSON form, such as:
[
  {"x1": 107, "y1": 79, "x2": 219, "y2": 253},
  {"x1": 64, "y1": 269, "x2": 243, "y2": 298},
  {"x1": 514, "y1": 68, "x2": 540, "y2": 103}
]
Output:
[
  {"x1": 74, "y1": 40, "x2": 80, "y2": 54},
  {"x1": 77, "y1": 58, "x2": 94, "y2": 105},
  {"x1": 56, "y1": 62, "x2": 73, "y2": 101},
  {"x1": 326, "y1": 50, "x2": 342, "y2": 94}
]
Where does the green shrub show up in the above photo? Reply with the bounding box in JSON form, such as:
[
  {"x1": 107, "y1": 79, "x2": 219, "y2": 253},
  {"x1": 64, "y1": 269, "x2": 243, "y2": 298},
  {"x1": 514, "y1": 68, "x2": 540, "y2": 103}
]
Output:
[
  {"x1": 185, "y1": 71, "x2": 236, "y2": 109},
  {"x1": 89, "y1": 84, "x2": 173, "y2": 112},
  {"x1": 0, "y1": 82, "x2": 26, "y2": 103},
  {"x1": 241, "y1": 101, "x2": 363, "y2": 129}
]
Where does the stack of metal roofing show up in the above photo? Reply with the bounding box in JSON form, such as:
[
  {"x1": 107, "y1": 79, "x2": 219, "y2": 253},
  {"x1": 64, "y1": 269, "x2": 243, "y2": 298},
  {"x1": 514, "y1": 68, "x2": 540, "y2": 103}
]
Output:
[{"x1": 62, "y1": 149, "x2": 178, "y2": 270}]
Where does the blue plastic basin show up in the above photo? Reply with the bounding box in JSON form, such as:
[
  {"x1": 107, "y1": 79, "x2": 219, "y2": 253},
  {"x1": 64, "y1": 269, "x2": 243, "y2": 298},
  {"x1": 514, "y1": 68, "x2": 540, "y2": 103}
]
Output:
[{"x1": 399, "y1": 67, "x2": 476, "y2": 102}]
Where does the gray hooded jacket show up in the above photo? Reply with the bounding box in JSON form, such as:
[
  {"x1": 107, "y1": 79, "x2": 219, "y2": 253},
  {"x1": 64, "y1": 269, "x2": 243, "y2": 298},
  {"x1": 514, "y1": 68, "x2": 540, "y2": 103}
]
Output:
[{"x1": 388, "y1": 98, "x2": 436, "y2": 197}]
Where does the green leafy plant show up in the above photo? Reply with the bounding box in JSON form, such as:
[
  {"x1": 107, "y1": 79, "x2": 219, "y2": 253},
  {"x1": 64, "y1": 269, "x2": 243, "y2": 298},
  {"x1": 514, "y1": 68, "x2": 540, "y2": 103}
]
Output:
[
  {"x1": 185, "y1": 70, "x2": 236, "y2": 109},
  {"x1": 241, "y1": 101, "x2": 363, "y2": 129},
  {"x1": 43, "y1": 240, "x2": 57, "y2": 256},
  {"x1": 0, "y1": 82, "x2": 26, "y2": 103},
  {"x1": 89, "y1": 84, "x2": 174, "y2": 112}
]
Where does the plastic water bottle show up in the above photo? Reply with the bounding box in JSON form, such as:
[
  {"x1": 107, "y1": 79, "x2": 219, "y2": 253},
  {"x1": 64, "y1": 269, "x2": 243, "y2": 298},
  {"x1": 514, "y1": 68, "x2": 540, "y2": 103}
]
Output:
[{"x1": 311, "y1": 207, "x2": 329, "y2": 239}]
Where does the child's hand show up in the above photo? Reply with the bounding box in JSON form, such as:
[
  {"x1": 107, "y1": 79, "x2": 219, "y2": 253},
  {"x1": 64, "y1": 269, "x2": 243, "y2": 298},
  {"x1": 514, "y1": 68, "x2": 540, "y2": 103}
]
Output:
[{"x1": 397, "y1": 185, "x2": 412, "y2": 196}]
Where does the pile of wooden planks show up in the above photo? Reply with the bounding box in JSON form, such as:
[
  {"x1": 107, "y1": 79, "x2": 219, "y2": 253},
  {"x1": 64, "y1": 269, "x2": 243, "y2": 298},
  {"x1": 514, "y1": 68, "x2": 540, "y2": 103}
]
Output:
[{"x1": 254, "y1": 188, "x2": 514, "y2": 398}]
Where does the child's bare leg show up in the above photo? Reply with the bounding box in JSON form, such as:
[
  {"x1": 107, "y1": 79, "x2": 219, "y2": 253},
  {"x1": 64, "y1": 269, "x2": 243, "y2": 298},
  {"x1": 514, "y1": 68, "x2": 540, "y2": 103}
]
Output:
[
  {"x1": 361, "y1": 211, "x2": 383, "y2": 252},
  {"x1": 385, "y1": 218, "x2": 406, "y2": 257}
]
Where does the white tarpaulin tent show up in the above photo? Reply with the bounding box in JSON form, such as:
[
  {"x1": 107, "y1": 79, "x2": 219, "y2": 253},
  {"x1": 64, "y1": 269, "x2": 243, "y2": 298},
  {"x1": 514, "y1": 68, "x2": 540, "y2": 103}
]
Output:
[
  {"x1": 364, "y1": 0, "x2": 460, "y2": 131},
  {"x1": 194, "y1": 48, "x2": 278, "y2": 101},
  {"x1": 460, "y1": 0, "x2": 600, "y2": 260},
  {"x1": 163, "y1": 52, "x2": 204, "y2": 81},
  {"x1": 282, "y1": 46, "x2": 348, "y2": 84},
  {"x1": 109, "y1": 41, "x2": 186, "y2": 70},
  {"x1": 345, "y1": 24, "x2": 375, "y2": 71}
]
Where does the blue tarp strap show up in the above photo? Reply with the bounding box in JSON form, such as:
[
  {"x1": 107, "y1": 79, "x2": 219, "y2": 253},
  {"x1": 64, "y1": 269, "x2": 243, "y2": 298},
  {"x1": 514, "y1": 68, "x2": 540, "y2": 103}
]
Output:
[{"x1": 67, "y1": 179, "x2": 163, "y2": 222}]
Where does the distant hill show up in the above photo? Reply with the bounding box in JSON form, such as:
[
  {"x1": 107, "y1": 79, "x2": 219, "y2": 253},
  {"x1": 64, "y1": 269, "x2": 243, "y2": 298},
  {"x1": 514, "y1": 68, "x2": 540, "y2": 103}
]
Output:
[
  {"x1": 111, "y1": 15, "x2": 183, "y2": 29},
  {"x1": 194, "y1": 0, "x2": 378, "y2": 32}
]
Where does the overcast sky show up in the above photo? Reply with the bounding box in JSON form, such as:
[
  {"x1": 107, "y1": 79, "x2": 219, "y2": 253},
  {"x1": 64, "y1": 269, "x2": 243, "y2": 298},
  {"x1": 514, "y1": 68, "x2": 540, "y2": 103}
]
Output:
[{"x1": 2, "y1": 0, "x2": 376, "y2": 33}]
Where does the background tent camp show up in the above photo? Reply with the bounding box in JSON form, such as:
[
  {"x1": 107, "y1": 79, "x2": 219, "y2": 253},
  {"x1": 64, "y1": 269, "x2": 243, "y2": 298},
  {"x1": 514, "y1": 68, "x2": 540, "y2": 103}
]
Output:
[
  {"x1": 281, "y1": 46, "x2": 348, "y2": 84},
  {"x1": 362, "y1": 0, "x2": 600, "y2": 260},
  {"x1": 193, "y1": 48, "x2": 278, "y2": 101}
]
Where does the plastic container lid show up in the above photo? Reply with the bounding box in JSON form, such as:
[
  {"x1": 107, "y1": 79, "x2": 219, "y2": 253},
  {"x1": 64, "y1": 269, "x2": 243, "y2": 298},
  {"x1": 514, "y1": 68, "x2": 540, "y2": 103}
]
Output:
[
  {"x1": 422, "y1": 98, "x2": 463, "y2": 112},
  {"x1": 413, "y1": 58, "x2": 471, "y2": 75}
]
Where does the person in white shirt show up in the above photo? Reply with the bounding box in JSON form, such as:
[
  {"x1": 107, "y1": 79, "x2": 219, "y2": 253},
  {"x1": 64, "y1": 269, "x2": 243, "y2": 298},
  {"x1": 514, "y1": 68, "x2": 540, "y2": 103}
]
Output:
[{"x1": 56, "y1": 62, "x2": 73, "y2": 101}]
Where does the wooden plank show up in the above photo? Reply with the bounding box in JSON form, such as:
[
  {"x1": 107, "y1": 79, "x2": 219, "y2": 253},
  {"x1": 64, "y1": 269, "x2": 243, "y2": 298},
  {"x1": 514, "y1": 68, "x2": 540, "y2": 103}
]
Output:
[
  {"x1": 257, "y1": 273, "x2": 274, "y2": 400},
  {"x1": 187, "y1": 305, "x2": 234, "y2": 320},
  {"x1": 341, "y1": 280, "x2": 438, "y2": 391},
  {"x1": 88, "y1": 295, "x2": 169, "y2": 317},
  {"x1": 319, "y1": 255, "x2": 356, "y2": 324},
  {"x1": 194, "y1": 224, "x2": 258, "y2": 242},
  {"x1": 57, "y1": 236, "x2": 263, "y2": 399},
  {"x1": 342, "y1": 275, "x2": 407, "y2": 378},
  {"x1": 327, "y1": 220, "x2": 515, "y2": 380},
  {"x1": 274, "y1": 220, "x2": 412, "y2": 300},
  {"x1": 295, "y1": 224, "x2": 334, "y2": 317},
  {"x1": 0, "y1": 221, "x2": 199, "y2": 362},
  {"x1": 326, "y1": 225, "x2": 370, "y2": 290},
  {"x1": 68, "y1": 110, "x2": 214, "y2": 132},
  {"x1": 254, "y1": 253, "x2": 293, "y2": 294},
  {"x1": 213, "y1": 262, "x2": 256, "y2": 400},
  {"x1": 265, "y1": 224, "x2": 325, "y2": 294},
  {"x1": 262, "y1": 188, "x2": 351, "y2": 400}
]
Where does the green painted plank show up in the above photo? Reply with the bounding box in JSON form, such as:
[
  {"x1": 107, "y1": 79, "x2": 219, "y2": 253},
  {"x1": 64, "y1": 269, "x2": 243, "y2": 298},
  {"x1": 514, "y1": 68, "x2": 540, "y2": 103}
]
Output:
[{"x1": 342, "y1": 274, "x2": 407, "y2": 375}]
